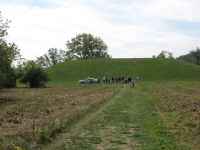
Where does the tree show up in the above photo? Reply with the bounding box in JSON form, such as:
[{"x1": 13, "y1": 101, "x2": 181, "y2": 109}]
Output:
[
  {"x1": 66, "y1": 33, "x2": 111, "y2": 60},
  {"x1": 57, "y1": 49, "x2": 66, "y2": 62},
  {"x1": 47, "y1": 48, "x2": 66, "y2": 65},
  {"x1": 176, "y1": 54, "x2": 196, "y2": 64},
  {"x1": 19, "y1": 60, "x2": 50, "y2": 88},
  {"x1": 37, "y1": 49, "x2": 66, "y2": 67},
  {"x1": 190, "y1": 47, "x2": 200, "y2": 65},
  {"x1": 152, "y1": 55, "x2": 156, "y2": 58},
  {"x1": 37, "y1": 53, "x2": 51, "y2": 68},
  {"x1": 48, "y1": 48, "x2": 58, "y2": 65},
  {"x1": 154, "y1": 50, "x2": 174, "y2": 59},
  {"x1": 176, "y1": 47, "x2": 200, "y2": 65},
  {"x1": 0, "y1": 11, "x2": 21, "y2": 89}
]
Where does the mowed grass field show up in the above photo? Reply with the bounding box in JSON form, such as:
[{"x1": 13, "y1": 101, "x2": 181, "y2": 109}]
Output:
[
  {"x1": 47, "y1": 58, "x2": 200, "y2": 83},
  {"x1": 0, "y1": 58, "x2": 200, "y2": 150}
]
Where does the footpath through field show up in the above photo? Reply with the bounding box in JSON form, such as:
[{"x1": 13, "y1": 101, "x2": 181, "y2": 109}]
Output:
[
  {"x1": 42, "y1": 84, "x2": 141, "y2": 149},
  {"x1": 42, "y1": 83, "x2": 178, "y2": 150}
]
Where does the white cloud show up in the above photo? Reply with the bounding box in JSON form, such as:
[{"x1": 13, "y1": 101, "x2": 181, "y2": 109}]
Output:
[
  {"x1": 142, "y1": 0, "x2": 200, "y2": 22},
  {"x1": 0, "y1": 0, "x2": 200, "y2": 60}
]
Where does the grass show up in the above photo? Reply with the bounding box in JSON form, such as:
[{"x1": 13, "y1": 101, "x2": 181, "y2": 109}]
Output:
[
  {"x1": 1, "y1": 82, "x2": 199, "y2": 149},
  {"x1": 47, "y1": 58, "x2": 200, "y2": 84},
  {"x1": 145, "y1": 82, "x2": 200, "y2": 149},
  {"x1": 0, "y1": 84, "x2": 120, "y2": 149},
  {"x1": 42, "y1": 82, "x2": 199, "y2": 150},
  {"x1": 1, "y1": 58, "x2": 200, "y2": 149}
]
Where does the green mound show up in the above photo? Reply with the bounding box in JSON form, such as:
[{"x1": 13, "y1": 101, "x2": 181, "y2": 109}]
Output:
[{"x1": 47, "y1": 58, "x2": 200, "y2": 84}]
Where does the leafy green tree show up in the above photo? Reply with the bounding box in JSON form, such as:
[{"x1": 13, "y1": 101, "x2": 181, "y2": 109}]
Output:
[
  {"x1": 157, "y1": 50, "x2": 166, "y2": 58},
  {"x1": 57, "y1": 49, "x2": 66, "y2": 62},
  {"x1": 154, "y1": 50, "x2": 174, "y2": 59},
  {"x1": 19, "y1": 60, "x2": 50, "y2": 88},
  {"x1": 176, "y1": 47, "x2": 200, "y2": 65},
  {"x1": 152, "y1": 55, "x2": 156, "y2": 58},
  {"x1": 0, "y1": 11, "x2": 21, "y2": 89},
  {"x1": 37, "y1": 53, "x2": 51, "y2": 68},
  {"x1": 37, "y1": 49, "x2": 66, "y2": 67},
  {"x1": 48, "y1": 48, "x2": 58, "y2": 65},
  {"x1": 176, "y1": 54, "x2": 196, "y2": 64},
  {"x1": 190, "y1": 47, "x2": 200, "y2": 65},
  {"x1": 167, "y1": 52, "x2": 174, "y2": 59},
  {"x1": 66, "y1": 33, "x2": 111, "y2": 60}
]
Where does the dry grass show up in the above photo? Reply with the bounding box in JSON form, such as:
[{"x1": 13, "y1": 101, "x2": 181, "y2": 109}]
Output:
[
  {"x1": 0, "y1": 84, "x2": 120, "y2": 149},
  {"x1": 146, "y1": 83, "x2": 200, "y2": 149},
  {"x1": 42, "y1": 84, "x2": 142, "y2": 150}
]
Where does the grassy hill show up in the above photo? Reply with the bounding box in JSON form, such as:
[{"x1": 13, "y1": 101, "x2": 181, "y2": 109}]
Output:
[{"x1": 47, "y1": 58, "x2": 200, "y2": 84}]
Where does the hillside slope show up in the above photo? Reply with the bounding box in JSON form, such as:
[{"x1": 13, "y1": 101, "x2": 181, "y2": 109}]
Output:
[{"x1": 47, "y1": 58, "x2": 200, "y2": 83}]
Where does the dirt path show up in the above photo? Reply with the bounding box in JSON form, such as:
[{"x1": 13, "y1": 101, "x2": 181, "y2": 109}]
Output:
[{"x1": 42, "y1": 84, "x2": 141, "y2": 150}]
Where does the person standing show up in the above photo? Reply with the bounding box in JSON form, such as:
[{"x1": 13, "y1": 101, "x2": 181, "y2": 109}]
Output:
[
  {"x1": 107, "y1": 77, "x2": 110, "y2": 83},
  {"x1": 116, "y1": 77, "x2": 118, "y2": 83},
  {"x1": 103, "y1": 76, "x2": 106, "y2": 83},
  {"x1": 121, "y1": 75, "x2": 124, "y2": 83},
  {"x1": 136, "y1": 75, "x2": 139, "y2": 82},
  {"x1": 131, "y1": 77, "x2": 135, "y2": 88},
  {"x1": 112, "y1": 77, "x2": 114, "y2": 83},
  {"x1": 119, "y1": 76, "x2": 121, "y2": 83},
  {"x1": 98, "y1": 77, "x2": 100, "y2": 83}
]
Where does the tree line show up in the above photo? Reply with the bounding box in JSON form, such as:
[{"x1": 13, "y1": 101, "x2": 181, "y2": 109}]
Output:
[
  {"x1": 176, "y1": 47, "x2": 200, "y2": 66},
  {"x1": 153, "y1": 48, "x2": 200, "y2": 66},
  {"x1": 36, "y1": 33, "x2": 111, "y2": 68}
]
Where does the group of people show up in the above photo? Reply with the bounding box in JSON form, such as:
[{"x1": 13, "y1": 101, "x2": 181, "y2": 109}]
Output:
[{"x1": 100, "y1": 75, "x2": 139, "y2": 88}]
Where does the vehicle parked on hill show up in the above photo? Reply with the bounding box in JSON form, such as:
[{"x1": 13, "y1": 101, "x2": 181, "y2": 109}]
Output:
[{"x1": 78, "y1": 78, "x2": 98, "y2": 84}]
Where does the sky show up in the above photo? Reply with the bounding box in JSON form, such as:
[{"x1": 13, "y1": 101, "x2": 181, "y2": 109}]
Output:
[{"x1": 0, "y1": 0, "x2": 200, "y2": 60}]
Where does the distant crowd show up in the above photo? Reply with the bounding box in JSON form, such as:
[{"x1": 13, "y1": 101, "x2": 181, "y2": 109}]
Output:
[{"x1": 98, "y1": 75, "x2": 139, "y2": 85}]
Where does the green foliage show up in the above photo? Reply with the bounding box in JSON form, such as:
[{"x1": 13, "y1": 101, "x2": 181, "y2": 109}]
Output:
[
  {"x1": 37, "y1": 54, "x2": 51, "y2": 67},
  {"x1": 19, "y1": 60, "x2": 50, "y2": 88},
  {"x1": 155, "y1": 50, "x2": 174, "y2": 59},
  {"x1": 0, "y1": 11, "x2": 10, "y2": 41},
  {"x1": 0, "y1": 11, "x2": 21, "y2": 89},
  {"x1": 177, "y1": 47, "x2": 200, "y2": 66},
  {"x1": 176, "y1": 54, "x2": 196, "y2": 64},
  {"x1": 37, "y1": 48, "x2": 66, "y2": 67},
  {"x1": 0, "y1": 67, "x2": 17, "y2": 88},
  {"x1": 66, "y1": 33, "x2": 111, "y2": 60},
  {"x1": 48, "y1": 48, "x2": 66, "y2": 65},
  {"x1": 38, "y1": 129, "x2": 51, "y2": 144},
  {"x1": 190, "y1": 47, "x2": 200, "y2": 65}
]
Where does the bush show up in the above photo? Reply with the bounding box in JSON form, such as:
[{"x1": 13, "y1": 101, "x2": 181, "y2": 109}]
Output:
[
  {"x1": 0, "y1": 68, "x2": 17, "y2": 89},
  {"x1": 19, "y1": 61, "x2": 50, "y2": 88}
]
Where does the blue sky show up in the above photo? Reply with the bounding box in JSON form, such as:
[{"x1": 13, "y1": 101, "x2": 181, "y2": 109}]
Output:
[{"x1": 0, "y1": 0, "x2": 200, "y2": 60}]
